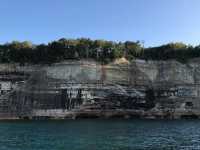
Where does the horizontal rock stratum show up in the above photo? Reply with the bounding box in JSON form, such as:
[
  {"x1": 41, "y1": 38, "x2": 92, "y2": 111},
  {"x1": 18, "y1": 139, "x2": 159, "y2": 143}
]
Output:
[{"x1": 0, "y1": 58, "x2": 200, "y2": 119}]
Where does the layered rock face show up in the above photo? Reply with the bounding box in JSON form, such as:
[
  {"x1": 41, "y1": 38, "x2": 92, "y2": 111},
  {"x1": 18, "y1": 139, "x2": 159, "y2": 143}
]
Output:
[{"x1": 1, "y1": 58, "x2": 200, "y2": 119}]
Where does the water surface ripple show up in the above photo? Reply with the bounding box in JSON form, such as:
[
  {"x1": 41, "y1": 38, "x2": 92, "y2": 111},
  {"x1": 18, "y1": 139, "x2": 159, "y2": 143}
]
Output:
[{"x1": 0, "y1": 119, "x2": 199, "y2": 150}]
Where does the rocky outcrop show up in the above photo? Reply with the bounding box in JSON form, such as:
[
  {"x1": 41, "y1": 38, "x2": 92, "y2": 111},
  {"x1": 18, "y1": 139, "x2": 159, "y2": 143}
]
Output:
[{"x1": 1, "y1": 58, "x2": 200, "y2": 119}]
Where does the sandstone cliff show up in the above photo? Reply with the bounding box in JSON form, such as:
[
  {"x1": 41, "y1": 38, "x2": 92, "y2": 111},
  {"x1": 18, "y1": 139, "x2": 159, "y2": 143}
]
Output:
[{"x1": 0, "y1": 58, "x2": 200, "y2": 119}]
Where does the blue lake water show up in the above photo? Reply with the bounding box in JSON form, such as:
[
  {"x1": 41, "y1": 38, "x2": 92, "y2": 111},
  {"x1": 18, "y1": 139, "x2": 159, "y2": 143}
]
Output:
[{"x1": 0, "y1": 119, "x2": 200, "y2": 150}]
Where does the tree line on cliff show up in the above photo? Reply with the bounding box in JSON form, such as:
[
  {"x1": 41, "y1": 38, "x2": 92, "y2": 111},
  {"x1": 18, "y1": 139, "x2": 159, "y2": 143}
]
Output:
[{"x1": 0, "y1": 38, "x2": 199, "y2": 65}]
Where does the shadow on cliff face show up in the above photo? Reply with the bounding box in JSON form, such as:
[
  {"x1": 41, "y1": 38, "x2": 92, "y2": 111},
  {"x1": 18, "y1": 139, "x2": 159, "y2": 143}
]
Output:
[
  {"x1": 180, "y1": 114, "x2": 199, "y2": 119},
  {"x1": 144, "y1": 88, "x2": 156, "y2": 109},
  {"x1": 100, "y1": 87, "x2": 155, "y2": 110}
]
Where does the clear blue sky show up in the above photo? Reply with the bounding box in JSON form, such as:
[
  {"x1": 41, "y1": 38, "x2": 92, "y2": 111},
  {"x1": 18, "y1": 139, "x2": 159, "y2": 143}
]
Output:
[{"x1": 0, "y1": 0, "x2": 200, "y2": 47}]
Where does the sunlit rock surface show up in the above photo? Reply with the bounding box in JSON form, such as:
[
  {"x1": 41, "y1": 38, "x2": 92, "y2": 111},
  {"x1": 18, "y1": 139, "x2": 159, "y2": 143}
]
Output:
[{"x1": 0, "y1": 58, "x2": 200, "y2": 119}]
